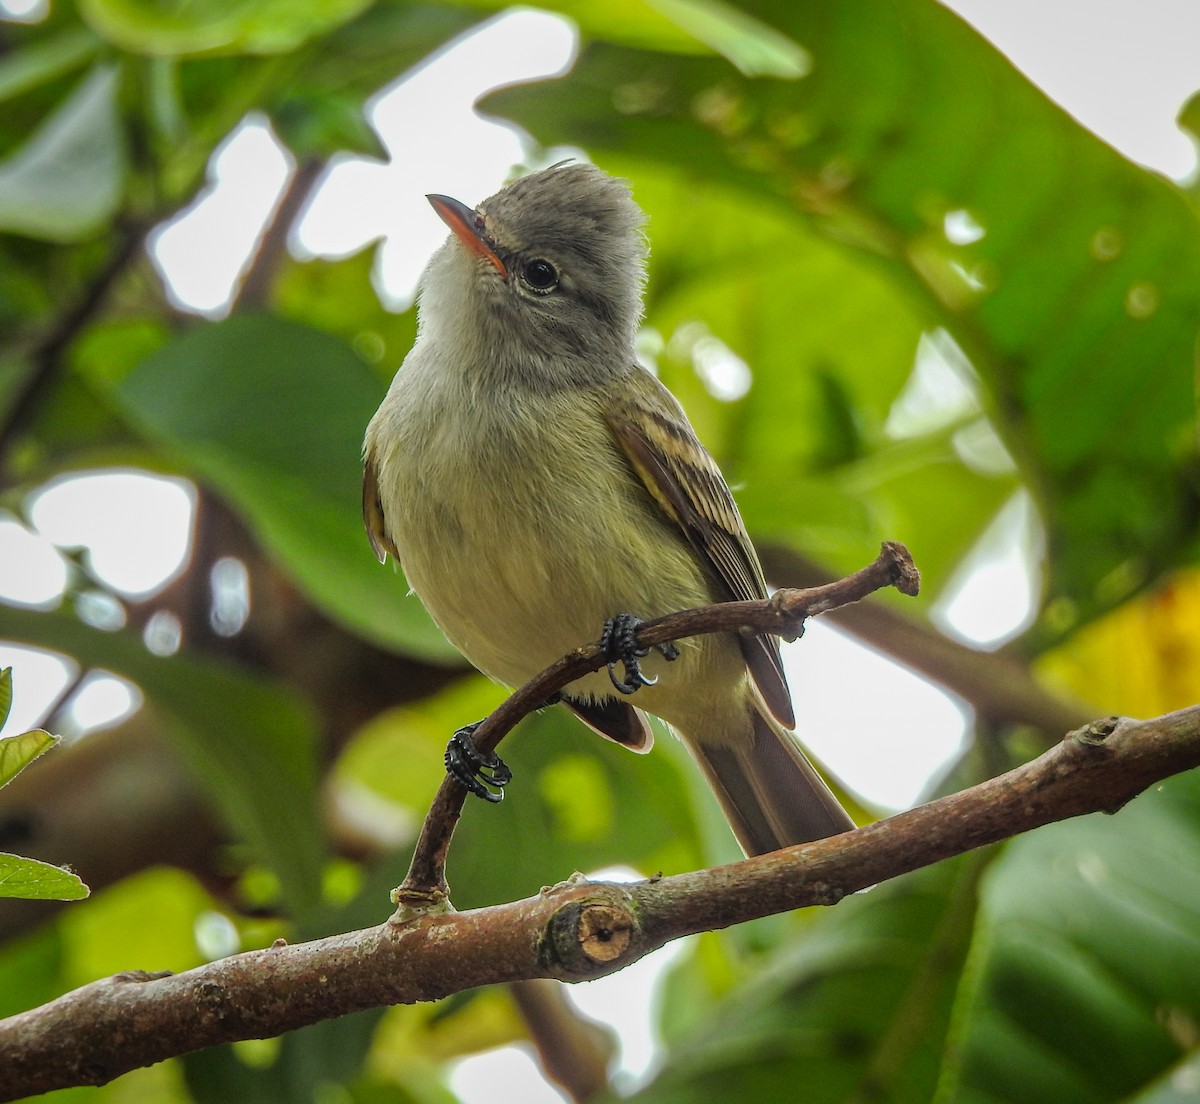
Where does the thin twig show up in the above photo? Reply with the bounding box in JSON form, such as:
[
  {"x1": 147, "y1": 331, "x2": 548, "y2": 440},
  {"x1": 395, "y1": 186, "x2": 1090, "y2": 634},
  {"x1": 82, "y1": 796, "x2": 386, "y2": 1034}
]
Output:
[
  {"x1": 397, "y1": 541, "x2": 919, "y2": 903},
  {"x1": 759, "y1": 544, "x2": 1093, "y2": 740},
  {"x1": 0, "y1": 225, "x2": 148, "y2": 464}
]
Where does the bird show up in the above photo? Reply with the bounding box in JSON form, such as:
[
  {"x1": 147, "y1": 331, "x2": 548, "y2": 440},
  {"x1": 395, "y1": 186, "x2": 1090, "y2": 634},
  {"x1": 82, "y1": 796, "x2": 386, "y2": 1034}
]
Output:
[{"x1": 362, "y1": 161, "x2": 854, "y2": 855}]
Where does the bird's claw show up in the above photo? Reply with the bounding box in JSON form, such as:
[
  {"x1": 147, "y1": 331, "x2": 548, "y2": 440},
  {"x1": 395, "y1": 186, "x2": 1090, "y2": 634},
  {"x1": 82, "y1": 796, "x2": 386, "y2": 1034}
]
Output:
[
  {"x1": 444, "y1": 722, "x2": 512, "y2": 803},
  {"x1": 600, "y1": 613, "x2": 679, "y2": 695}
]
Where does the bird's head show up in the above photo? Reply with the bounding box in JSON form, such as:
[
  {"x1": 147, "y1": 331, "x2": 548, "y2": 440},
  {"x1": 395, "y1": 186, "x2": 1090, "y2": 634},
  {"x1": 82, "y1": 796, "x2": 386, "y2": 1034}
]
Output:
[{"x1": 420, "y1": 162, "x2": 648, "y2": 379}]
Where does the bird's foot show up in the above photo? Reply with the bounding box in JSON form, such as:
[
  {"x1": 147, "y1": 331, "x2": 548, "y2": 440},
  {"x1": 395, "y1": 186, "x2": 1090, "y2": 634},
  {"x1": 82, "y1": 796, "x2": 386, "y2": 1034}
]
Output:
[
  {"x1": 600, "y1": 613, "x2": 680, "y2": 695},
  {"x1": 444, "y1": 722, "x2": 512, "y2": 803}
]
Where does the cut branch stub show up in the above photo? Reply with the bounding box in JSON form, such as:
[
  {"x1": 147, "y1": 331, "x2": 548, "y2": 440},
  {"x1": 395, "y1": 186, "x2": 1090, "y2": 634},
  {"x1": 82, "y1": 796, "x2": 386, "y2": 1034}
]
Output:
[{"x1": 545, "y1": 893, "x2": 641, "y2": 977}]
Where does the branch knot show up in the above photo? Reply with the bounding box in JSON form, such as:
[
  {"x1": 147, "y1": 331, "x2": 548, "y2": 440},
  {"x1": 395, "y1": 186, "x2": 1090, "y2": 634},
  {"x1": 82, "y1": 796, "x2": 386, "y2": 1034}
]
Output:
[
  {"x1": 545, "y1": 894, "x2": 639, "y2": 977},
  {"x1": 1071, "y1": 716, "x2": 1122, "y2": 747}
]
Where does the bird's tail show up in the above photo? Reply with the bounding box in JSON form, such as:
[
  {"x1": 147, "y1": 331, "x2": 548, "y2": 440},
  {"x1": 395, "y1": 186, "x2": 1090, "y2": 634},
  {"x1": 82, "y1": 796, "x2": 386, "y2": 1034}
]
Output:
[{"x1": 686, "y1": 708, "x2": 854, "y2": 856}]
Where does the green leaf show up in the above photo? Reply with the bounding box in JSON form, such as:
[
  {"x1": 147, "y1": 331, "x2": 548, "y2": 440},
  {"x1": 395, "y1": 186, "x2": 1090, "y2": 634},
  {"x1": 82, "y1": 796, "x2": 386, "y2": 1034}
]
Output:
[
  {"x1": 111, "y1": 314, "x2": 457, "y2": 661},
  {"x1": 267, "y1": 4, "x2": 483, "y2": 109},
  {"x1": 0, "y1": 26, "x2": 101, "y2": 105},
  {"x1": 633, "y1": 852, "x2": 986, "y2": 1104},
  {"x1": 0, "y1": 925, "x2": 64, "y2": 1020},
  {"x1": 939, "y1": 771, "x2": 1200, "y2": 1103},
  {"x1": 1127, "y1": 1052, "x2": 1200, "y2": 1104},
  {"x1": 451, "y1": 0, "x2": 746, "y2": 55},
  {"x1": 0, "y1": 666, "x2": 10, "y2": 730},
  {"x1": 0, "y1": 852, "x2": 89, "y2": 901},
  {"x1": 645, "y1": 0, "x2": 811, "y2": 77},
  {"x1": 182, "y1": 1011, "x2": 387, "y2": 1104},
  {"x1": 0, "y1": 64, "x2": 124, "y2": 242},
  {"x1": 0, "y1": 606, "x2": 325, "y2": 914},
  {"x1": 272, "y1": 248, "x2": 417, "y2": 378},
  {"x1": 0, "y1": 726, "x2": 58, "y2": 789},
  {"x1": 0, "y1": 673, "x2": 85, "y2": 903},
  {"x1": 271, "y1": 91, "x2": 386, "y2": 160},
  {"x1": 80, "y1": 0, "x2": 374, "y2": 57},
  {"x1": 59, "y1": 868, "x2": 215, "y2": 981}
]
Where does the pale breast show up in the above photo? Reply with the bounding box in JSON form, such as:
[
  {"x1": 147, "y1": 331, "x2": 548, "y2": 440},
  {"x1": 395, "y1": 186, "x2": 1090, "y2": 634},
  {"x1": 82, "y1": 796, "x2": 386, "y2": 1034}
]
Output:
[{"x1": 368, "y1": 373, "x2": 715, "y2": 693}]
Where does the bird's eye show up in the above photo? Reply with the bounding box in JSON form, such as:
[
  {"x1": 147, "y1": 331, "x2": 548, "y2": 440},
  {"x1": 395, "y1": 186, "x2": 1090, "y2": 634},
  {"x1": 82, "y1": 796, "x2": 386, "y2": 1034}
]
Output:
[{"x1": 521, "y1": 259, "x2": 559, "y2": 292}]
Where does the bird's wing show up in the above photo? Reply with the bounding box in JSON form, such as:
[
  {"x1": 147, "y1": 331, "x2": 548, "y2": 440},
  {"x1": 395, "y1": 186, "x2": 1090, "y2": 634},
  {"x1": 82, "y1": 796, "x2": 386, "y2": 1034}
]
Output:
[
  {"x1": 362, "y1": 448, "x2": 397, "y2": 564},
  {"x1": 604, "y1": 368, "x2": 795, "y2": 728}
]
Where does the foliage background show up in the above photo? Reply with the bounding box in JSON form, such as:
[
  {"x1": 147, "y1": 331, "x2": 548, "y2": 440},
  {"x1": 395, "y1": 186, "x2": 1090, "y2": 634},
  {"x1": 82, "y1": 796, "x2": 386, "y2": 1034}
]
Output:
[{"x1": 2, "y1": 0, "x2": 1200, "y2": 1101}]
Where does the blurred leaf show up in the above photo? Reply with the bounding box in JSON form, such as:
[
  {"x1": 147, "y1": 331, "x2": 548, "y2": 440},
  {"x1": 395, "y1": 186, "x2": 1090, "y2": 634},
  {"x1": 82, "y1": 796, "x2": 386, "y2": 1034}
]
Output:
[
  {"x1": 80, "y1": 0, "x2": 374, "y2": 57},
  {"x1": 629, "y1": 852, "x2": 985, "y2": 1103},
  {"x1": 0, "y1": 925, "x2": 64, "y2": 1020},
  {"x1": 938, "y1": 770, "x2": 1200, "y2": 1103},
  {"x1": 0, "y1": 666, "x2": 11, "y2": 731},
  {"x1": 72, "y1": 317, "x2": 174, "y2": 392},
  {"x1": 0, "y1": 26, "x2": 101, "y2": 104},
  {"x1": 0, "y1": 852, "x2": 88, "y2": 901},
  {"x1": 111, "y1": 313, "x2": 456, "y2": 660},
  {"x1": 337, "y1": 676, "x2": 504, "y2": 817},
  {"x1": 272, "y1": 4, "x2": 482, "y2": 106},
  {"x1": 454, "y1": 0, "x2": 742, "y2": 54},
  {"x1": 8, "y1": 318, "x2": 176, "y2": 485},
  {"x1": 75, "y1": 1061, "x2": 195, "y2": 1103},
  {"x1": 1038, "y1": 568, "x2": 1200, "y2": 717},
  {"x1": 1178, "y1": 90, "x2": 1200, "y2": 152},
  {"x1": 345, "y1": 1080, "x2": 451, "y2": 1104},
  {"x1": 0, "y1": 727, "x2": 58, "y2": 789},
  {"x1": 370, "y1": 989, "x2": 526, "y2": 1075},
  {"x1": 0, "y1": 64, "x2": 124, "y2": 242},
  {"x1": 338, "y1": 673, "x2": 705, "y2": 910},
  {"x1": 1127, "y1": 1053, "x2": 1200, "y2": 1104},
  {"x1": 131, "y1": 5, "x2": 482, "y2": 202},
  {"x1": 824, "y1": 431, "x2": 1017, "y2": 603},
  {"x1": 272, "y1": 249, "x2": 418, "y2": 378},
  {"x1": 183, "y1": 1010, "x2": 387, "y2": 1104},
  {"x1": 272, "y1": 91, "x2": 385, "y2": 160},
  {"x1": 485, "y1": 0, "x2": 1200, "y2": 641},
  {"x1": 645, "y1": 0, "x2": 811, "y2": 77},
  {"x1": 58, "y1": 867, "x2": 213, "y2": 982},
  {"x1": 448, "y1": 708, "x2": 708, "y2": 910},
  {"x1": 0, "y1": 606, "x2": 325, "y2": 913}
]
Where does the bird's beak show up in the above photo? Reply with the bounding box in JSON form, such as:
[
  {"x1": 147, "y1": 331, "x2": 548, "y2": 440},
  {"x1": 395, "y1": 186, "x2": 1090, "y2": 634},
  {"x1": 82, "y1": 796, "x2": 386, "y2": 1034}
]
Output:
[{"x1": 427, "y1": 194, "x2": 507, "y2": 277}]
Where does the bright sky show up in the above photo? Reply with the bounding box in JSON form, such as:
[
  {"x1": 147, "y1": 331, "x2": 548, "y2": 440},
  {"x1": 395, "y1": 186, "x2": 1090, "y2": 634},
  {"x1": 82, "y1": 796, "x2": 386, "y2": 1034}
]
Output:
[{"x1": 3, "y1": 0, "x2": 1199, "y2": 1095}]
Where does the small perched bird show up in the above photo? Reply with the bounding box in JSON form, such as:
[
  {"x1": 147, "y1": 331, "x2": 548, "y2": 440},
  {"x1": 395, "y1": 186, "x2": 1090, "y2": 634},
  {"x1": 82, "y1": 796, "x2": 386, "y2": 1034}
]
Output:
[{"x1": 363, "y1": 162, "x2": 854, "y2": 855}]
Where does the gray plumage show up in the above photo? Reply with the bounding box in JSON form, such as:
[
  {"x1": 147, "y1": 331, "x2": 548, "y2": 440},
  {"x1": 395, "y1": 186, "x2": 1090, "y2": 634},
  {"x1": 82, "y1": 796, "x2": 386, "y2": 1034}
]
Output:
[{"x1": 363, "y1": 162, "x2": 853, "y2": 855}]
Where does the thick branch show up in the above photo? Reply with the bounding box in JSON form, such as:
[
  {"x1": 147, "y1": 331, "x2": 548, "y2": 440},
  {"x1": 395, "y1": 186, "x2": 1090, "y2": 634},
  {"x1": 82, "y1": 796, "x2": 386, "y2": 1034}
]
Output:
[
  {"x1": 2, "y1": 705, "x2": 1197, "y2": 1100},
  {"x1": 399, "y1": 541, "x2": 919, "y2": 900}
]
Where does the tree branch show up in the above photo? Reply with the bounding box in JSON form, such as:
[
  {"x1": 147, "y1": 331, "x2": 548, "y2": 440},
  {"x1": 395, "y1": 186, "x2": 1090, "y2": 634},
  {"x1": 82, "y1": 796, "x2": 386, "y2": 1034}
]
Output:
[
  {"x1": 759, "y1": 543, "x2": 1094, "y2": 740},
  {"x1": 398, "y1": 541, "x2": 920, "y2": 902},
  {"x1": 0, "y1": 223, "x2": 148, "y2": 466},
  {"x1": 229, "y1": 157, "x2": 325, "y2": 313},
  {"x1": 2, "y1": 704, "x2": 1198, "y2": 1100},
  {"x1": 509, "y1": 979, "x2": 615, "y2": 1102}
]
